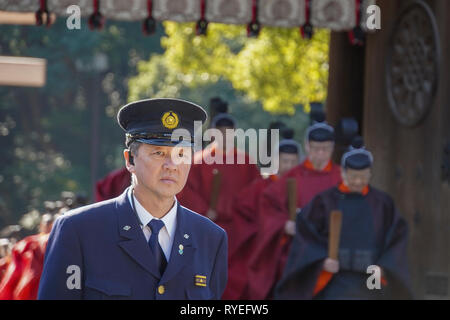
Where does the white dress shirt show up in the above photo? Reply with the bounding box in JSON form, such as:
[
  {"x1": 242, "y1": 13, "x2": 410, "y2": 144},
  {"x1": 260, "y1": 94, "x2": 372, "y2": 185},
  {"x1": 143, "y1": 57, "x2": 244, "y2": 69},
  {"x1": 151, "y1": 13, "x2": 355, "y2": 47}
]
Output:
[{"x1": 128, "y1": 190, "x2": 177, "y2": 261}]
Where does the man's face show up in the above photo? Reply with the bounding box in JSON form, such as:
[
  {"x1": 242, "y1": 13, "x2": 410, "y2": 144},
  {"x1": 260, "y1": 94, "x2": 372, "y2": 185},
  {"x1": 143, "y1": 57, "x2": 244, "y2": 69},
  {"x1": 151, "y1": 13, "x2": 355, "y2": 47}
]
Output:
[
  {"x1": 278, "y1": 152, "x2": 299, "y2": 176},
  {"x1": 125, "y1": 144, "x2": 192, "y2": 199},
  {"x1": 342, "y1": 168, "x2": 371, "y2": 193},
  {"x1": 305, "y1": 140, "x2": 334, "y2": 169}
]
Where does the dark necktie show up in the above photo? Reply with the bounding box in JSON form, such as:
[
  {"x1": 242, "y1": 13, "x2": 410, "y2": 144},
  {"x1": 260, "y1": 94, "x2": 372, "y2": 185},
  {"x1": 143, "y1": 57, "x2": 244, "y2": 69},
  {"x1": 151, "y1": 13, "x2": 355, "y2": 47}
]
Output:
[{"x1": 147, "y1": 219, "x2": 167, "y2": 276}]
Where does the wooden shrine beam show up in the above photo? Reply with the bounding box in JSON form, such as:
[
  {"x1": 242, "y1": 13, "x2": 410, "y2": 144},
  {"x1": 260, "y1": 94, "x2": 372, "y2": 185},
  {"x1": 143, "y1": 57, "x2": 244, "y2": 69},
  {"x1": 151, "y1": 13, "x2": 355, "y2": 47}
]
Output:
[
  {"x1": 0, "y1": 10, "x2": 56, "y2": 25},
  {"x1": 0, "y1": 56, "x2": 46, "y2": 87}
]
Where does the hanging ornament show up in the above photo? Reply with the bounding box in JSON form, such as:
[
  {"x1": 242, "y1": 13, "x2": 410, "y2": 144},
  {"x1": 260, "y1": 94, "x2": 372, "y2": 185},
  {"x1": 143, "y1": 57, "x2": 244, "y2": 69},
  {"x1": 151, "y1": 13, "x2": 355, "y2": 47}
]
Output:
[
  {"x1": 196, "y1": 0, "x2": 208, "y2": 36},
  {"x1": 88, "y1": 0, "x2": 105, "y2": 30},
  {"x1": 300, "y1": 0, "x2": 313, "y2": 39},
  {"x1": 35, "y1": 0, "x2": 52, "y2": 27},
  {"x1": 247, "y1": 0, "x2": 261, "y2": 37},
  {"x1": 142, "y1": 0, "x2": 157, "y2": 35},
  {"x1": 348, "y1": 0, "x2": 365, "y2": 46}
]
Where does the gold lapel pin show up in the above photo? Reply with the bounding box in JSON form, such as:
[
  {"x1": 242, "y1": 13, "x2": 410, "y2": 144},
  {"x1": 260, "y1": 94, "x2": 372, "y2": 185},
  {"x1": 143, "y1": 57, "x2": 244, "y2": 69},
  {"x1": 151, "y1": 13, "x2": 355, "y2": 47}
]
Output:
[{"x1": 178, "y1": 244, "x2": 184, "y2": 255}]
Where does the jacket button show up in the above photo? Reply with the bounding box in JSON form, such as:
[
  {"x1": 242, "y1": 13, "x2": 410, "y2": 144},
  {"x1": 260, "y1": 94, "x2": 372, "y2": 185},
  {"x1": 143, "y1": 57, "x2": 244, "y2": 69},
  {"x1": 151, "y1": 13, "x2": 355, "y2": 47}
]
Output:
[{"x1": 158, "y1": 285, "x2": 165, "y2": 295}]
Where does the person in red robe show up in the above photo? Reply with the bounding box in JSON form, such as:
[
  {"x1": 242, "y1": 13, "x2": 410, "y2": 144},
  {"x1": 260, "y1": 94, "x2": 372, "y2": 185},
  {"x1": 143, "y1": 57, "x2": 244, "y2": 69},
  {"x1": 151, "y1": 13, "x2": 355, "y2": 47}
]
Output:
[
  {"x1": 95, "y1": 167, "x2": 131, "y2": 202},
  {"x1": 177, "y1": 98, "x2": 260, "y2": 253},
  {"x1": 0, "y1": 214, "x2": 55, "y2": 300},
  {"x1": 223, "y1": 127, "x2": 301, "y2": 299},
  {"x1": 246, "y1": 119, "x2": 342, "y2": 300}
]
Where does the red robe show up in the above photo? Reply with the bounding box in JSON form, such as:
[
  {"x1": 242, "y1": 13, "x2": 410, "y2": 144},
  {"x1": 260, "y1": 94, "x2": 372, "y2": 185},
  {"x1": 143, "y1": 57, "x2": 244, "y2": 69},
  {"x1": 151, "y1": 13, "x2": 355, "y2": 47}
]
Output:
[
  {"x1": 177, "y1": 142, "x2": 260, "y2": 253},
  {"x1": 95, "y1": 167, "x2": 131, "y2": 202},
  {"x1": 222, "y1": 174, "x2": 278, "y2": 300},
  {"x1": 247, "y1": 159, "x2": 341, "y2": 299},
  {"x1": 0, "y1": 233, "x2": 49, "y2": 300}
]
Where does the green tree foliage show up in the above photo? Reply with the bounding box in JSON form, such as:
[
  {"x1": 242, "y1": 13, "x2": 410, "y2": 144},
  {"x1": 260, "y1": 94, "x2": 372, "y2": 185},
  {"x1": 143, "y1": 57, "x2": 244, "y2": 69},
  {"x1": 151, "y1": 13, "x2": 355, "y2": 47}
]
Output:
[
  {"x1": 129, "y1": 21, "x2": 329, "y2": 166},
  {"x1": 160, "y1": 22, "x2": 330, "y2": 114},
  {"x1": 128, "y1": 50, "x2": 310, "y2": 135}
]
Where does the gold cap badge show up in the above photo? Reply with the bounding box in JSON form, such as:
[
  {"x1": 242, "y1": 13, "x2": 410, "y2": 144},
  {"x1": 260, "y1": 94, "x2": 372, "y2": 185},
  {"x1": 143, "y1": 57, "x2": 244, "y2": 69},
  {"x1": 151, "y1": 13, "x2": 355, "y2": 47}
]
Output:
[{"x1": 161, "y1": 111, "x2": 179, "y2": 129}]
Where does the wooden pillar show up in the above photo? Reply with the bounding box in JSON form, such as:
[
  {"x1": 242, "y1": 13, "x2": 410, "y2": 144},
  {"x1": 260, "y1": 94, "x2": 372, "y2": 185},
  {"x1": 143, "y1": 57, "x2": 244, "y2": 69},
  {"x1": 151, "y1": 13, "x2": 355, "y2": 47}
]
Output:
[
  {"x1": 326, "y1": 32, "x2": 365, "y2": 161},
  {"x1": 326, "y1": 32, "x2": 365, "y2": 128},
  {"x1": 363, "y1": 0, "x2": 450, "y2": 298}
]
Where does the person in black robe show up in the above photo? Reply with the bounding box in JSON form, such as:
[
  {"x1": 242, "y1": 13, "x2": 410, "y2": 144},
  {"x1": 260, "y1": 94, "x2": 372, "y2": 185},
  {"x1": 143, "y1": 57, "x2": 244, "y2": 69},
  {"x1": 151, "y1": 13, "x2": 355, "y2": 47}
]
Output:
[{"x1": 274, "y1": 137, "x2": 412, "y2": 299}]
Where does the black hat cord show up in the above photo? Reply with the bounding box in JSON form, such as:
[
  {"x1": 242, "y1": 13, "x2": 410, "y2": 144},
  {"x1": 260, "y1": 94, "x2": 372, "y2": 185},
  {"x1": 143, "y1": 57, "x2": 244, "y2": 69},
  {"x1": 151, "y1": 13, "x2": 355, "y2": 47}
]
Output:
[
  {"x1": 196, "y1": 0, "x2": 208, "y2": 36},
  {"x1": 300, "y1": 0, "x2": 314, "y2": 39},
  {"x1": 247, "y1": 0, "x2": 261, "y2": 38},
  {"x1": 35, "y1": 0, "x2": 52, "y2": 27},
  {"x1": 142, "y1": 0, "x2": 157, "y2": 36},
  {"x1": 88, "y1": 0, "x2": 105, "y2": 30},
  {"x1": 348, "y1": 0, "x2": 365, "y2": 46}
]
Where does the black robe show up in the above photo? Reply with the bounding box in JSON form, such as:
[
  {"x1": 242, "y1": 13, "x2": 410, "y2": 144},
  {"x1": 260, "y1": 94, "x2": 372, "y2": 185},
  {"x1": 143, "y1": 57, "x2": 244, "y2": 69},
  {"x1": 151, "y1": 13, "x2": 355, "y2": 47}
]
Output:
[{"x1": 274, "y1": 186, "x2": 412, "y2": 300}]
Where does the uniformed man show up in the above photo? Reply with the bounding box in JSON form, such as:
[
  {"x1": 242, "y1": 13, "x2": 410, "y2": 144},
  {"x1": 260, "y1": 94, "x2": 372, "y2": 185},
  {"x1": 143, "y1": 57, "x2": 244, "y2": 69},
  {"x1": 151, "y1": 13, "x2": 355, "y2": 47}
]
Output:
[
  {"x1": 38, "y1": 98, "x2": 228, "y2": 300},
  {"x1": 275, "y1": 137, "x2": 412, "y2": 299}
]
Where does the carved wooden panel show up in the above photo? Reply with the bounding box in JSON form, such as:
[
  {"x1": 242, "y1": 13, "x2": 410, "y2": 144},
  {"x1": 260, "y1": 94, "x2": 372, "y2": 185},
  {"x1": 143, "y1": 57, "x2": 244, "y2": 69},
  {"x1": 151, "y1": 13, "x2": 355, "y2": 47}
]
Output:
[{"x1": 386, "y1": 0, "x2": 440, "y2": 127}]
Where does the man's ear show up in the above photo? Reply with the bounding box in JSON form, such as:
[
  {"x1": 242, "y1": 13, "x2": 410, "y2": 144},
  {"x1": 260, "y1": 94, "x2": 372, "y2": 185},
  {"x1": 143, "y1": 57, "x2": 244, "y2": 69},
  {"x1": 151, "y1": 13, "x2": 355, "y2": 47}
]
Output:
[
  {"x1": 128, "y1": 151, "x2": 134, "y2": 165},
  {"x1": 124, "y1": 149, "x2": 135, "y2": 172}
]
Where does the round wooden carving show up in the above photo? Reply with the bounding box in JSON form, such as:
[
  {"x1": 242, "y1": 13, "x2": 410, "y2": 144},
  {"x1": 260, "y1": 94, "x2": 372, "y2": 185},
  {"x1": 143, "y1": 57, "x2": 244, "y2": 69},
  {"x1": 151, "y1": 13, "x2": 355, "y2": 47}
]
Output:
[{"x1": 386, "y1": 0, "x2": 440, "y2": 127}]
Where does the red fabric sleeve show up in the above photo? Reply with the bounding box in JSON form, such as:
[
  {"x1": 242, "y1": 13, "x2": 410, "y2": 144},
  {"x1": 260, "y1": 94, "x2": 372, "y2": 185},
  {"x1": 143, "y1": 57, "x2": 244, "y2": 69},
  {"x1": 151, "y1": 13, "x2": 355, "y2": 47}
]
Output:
[
  {"x1": 313, "y1": 270, "x2": 334, "y2": 296},
  {"x1": 95, "y1": 167, "x2": 131, "y2": 202},
  {"x1": 246, "y1": 178, "x2": 291, "y2": 299},
  {"x1": 177, "y1": 163, "x2": 209, "y2": 215},
  {"x1": 0, "y1": 234, "x2": 48, "y2": 300}
]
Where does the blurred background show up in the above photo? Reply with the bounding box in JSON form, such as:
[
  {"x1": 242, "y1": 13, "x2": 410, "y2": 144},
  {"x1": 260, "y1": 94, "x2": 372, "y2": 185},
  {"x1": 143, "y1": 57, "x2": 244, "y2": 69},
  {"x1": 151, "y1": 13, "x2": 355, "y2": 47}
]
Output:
[{"x1": 0, "y1": 0, "x2": 449, "y2": 299}]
